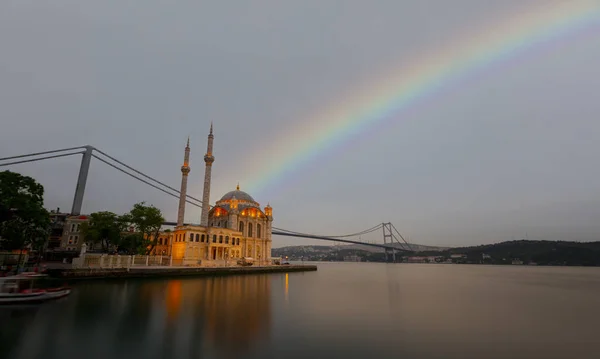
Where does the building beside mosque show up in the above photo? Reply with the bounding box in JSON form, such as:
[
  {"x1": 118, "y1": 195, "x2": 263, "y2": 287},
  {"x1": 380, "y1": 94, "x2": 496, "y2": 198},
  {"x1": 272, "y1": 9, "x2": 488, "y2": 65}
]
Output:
[{"x1": 169, "y1": 124, "x2": 273, "y2": 266}]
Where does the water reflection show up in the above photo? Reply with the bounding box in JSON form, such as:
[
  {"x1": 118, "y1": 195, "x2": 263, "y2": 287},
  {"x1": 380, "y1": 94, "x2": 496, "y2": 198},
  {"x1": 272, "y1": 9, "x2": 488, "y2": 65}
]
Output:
[
  {"x1": 2, "y1": 276, "x2": 271, "y2": 359},
  {"x1": 3, "y1": 265, "x2": 600, "y2": 359}
]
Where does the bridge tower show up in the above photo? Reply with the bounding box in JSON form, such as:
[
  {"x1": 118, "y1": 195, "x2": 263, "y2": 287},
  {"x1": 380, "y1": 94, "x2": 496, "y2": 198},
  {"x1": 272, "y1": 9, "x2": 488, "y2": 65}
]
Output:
[
  {"x1": 382, "y1": 222, "x2": 396, "y2": 262},
  {"x1": 71, "y1": 146, "x2": 94, "y2": 215}
]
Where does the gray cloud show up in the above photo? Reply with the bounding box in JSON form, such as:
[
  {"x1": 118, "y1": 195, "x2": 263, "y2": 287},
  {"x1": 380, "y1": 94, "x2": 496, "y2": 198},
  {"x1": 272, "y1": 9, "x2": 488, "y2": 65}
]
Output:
[{"x1": 1, "y1": 1, "x2": 599, "y2": 247}]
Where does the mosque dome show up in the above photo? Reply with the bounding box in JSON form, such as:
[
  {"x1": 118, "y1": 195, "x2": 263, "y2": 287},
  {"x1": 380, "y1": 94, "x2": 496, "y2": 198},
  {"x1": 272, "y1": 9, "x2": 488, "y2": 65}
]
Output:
[
  {"x1": 220, "y1": 190, "x2": 256, "y2": 203},
  {"x1": 216, "y1": 185, "x2": 259, "y2": 207}
]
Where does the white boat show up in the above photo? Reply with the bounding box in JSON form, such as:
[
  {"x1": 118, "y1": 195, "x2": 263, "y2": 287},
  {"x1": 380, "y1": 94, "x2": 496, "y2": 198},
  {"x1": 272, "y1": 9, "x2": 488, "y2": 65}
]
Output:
[{"x1": 0, "y1": 273, "x2": 71, "y2": 305}]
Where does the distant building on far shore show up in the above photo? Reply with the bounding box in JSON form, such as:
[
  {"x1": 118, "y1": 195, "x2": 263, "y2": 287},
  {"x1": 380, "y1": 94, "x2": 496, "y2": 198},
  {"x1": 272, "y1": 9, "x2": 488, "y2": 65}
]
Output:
[{"x1": 343, "y1": 255, "x2": 361, "y2": 262}]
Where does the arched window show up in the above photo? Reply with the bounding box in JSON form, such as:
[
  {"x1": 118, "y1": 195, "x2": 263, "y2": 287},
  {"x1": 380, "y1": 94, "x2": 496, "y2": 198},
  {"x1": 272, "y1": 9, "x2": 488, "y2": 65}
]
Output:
[
  {"x1": 219, "y1": 235, "x2": 223, "y2": 243},
  {"x1": 189, "y1": 233, "x2": 193, "y2": 242},
  {"x1": 248, "y1": 223, "x2": 253, "y2": 237},
  {"x1": 257, "y1": 224, "x2": 262, "y2": 238},
  {"x1": 213, "y1": 235, "x2": 217, "y2": 243},
  {"x1": 239, "y1": 221, "x2": 244, "y2": 234},
  {"x1": 218, "y1": 221, "x2": 221, "y2": 227},
  {"x1": 225, "y1": 236, "x2": 229, "y2": 244},
  {"x1": 195, "y1": 234, "x2": 199, "y2": 242},
  {"x1": 237, "y1": 238, "x2": 240, "y2": 245},
  {"x1": 201, "y1": 234, "x2": 205, "y2": 243}
]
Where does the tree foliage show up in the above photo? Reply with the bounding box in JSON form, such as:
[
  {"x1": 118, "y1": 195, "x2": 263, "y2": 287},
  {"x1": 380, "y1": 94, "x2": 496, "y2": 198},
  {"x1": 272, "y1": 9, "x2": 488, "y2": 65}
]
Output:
[
  {"x1": 122, "y1": 202, "x2": 164, "y2": 255},
  {"x1": 82, "y1": 202, "x2": 164, "y2": 255},
  {"x1": 0, "y1": 171, "x2": 50, "y2": 251},
  {"x1": 80, "y1": 211, "x2": 127, "y2": 252}
]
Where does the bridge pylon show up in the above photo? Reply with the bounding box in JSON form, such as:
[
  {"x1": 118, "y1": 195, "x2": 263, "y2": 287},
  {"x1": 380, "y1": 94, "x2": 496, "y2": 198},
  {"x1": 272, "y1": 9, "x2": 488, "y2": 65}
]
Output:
[
  {"x1": 382, "y1": 222, "x2": 396, "y2": 262},
  {"x1": 71, "y1": 146, "x2": 93, "y2": 215}
]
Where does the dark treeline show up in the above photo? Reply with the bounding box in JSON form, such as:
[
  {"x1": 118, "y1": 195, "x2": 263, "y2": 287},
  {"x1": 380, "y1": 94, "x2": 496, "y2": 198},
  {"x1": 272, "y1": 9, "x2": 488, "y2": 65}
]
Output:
[
  {"x1": 275, "y1": 240, "x2": 600, "y2": 266},
  {"x1": 432, "y1": 240, "x2": 600, "y2": 266}
]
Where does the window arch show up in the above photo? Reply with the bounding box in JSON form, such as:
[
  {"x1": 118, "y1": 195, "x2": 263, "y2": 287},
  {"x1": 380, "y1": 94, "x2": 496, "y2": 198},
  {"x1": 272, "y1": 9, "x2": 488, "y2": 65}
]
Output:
[
  {"x1": 239, "y1": 221, "x2": 245, "y2": 234},
  {"x1": 257, "y1": 224, "x2": 262, "y2": 238},
  {"x1": 248, "y1": 223, "x2": 253, "y2": 237}
]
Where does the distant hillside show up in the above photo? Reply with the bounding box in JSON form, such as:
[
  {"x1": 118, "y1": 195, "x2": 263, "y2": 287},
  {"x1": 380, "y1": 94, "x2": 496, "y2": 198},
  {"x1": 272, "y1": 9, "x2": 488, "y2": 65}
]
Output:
[
  {"x1": 273, "y1": 243, "x2": 449, "y2": 253},
  {"x1": 422, "y1": 240, "x2": 600, "y2": 266},
  {"x1": 273, "y1": 240, "x2": 600, "y2": 266}
]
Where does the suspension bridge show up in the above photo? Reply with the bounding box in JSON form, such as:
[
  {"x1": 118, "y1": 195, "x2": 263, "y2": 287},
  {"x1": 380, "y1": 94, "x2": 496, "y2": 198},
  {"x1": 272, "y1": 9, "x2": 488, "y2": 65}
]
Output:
[{"x1": 0, "y1": 146, "x2": 414, "y2": 261}]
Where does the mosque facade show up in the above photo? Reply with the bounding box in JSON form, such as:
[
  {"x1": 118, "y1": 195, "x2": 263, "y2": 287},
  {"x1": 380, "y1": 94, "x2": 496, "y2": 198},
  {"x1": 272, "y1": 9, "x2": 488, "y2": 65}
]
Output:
[{"x1": 169, "y1": 125, "x2": 273, "y2": 266}]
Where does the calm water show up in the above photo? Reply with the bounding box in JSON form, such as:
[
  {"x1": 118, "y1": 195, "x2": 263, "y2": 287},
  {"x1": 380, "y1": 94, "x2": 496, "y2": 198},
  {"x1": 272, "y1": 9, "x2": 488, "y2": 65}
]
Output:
[{"x1": 2, "y1": 263, "x2": 600, "y2": 359}]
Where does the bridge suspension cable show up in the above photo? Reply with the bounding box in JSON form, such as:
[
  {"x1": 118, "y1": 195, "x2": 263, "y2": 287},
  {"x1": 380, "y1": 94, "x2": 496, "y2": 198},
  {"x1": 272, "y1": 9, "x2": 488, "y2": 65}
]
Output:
[
  {"x1": 92, "y1": 147, "x2": 206, "y2": 205},
  {"x1": 390, "y1": 222, "x2": 413, "y2": 251},
  {"x1": 0, "y1": 150, "x2": 85, "y2": 167},
  {"x1": 0, "y1": 146, "x2": 87, "y2": 162},
  {"x1": 272, "y1": 223, "x2": 383, "y2": 239},
  {"x1": 1, "y1": 145, "x2": 209, "y2": 209},
  {"x1": 91, "y1": 154, "x2": 202, "y2": 208}
]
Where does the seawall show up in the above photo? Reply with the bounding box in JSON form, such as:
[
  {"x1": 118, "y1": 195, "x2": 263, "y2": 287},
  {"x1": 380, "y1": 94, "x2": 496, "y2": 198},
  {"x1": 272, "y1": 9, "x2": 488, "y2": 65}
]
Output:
[{"x1": 47, "y1": 265, "x2": 317, "y2": 281}]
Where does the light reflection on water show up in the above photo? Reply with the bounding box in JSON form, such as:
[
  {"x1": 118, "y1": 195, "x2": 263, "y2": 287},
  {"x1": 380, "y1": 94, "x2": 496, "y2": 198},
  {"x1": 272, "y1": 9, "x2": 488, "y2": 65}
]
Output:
[{"x1": 2, "y1": 263, "x2": 600, "y2": 359}]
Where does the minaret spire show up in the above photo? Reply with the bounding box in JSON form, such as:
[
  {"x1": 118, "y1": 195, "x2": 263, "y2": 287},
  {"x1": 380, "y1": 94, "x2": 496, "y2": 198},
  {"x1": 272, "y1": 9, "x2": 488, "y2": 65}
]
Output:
[
  {"x1": 201, "y1": 124, "x2": 214, "y2": 226},
  {"x1": 177, "y1": 138, "x2": 191, "y2": 226}
]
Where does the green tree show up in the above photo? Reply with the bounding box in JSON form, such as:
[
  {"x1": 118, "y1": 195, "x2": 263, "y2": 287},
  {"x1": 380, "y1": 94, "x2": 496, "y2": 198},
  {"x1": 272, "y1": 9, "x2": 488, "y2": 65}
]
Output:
[
  {"x1": 80, "y1": 211, "x2": 127, "y2": 253},
  {"x1": 0, "y1": 171, "x2": 50, "y2": 253},
  {"x1": 122, "y1": 202, "x2": 164, "y2": 255}
]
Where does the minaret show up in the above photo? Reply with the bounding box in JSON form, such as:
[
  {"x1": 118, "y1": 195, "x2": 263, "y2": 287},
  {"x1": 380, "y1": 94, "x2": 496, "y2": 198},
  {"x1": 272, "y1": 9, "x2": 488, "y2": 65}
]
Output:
[
  {"x1": 177, "y1": 137, "x2": 191, "y2": 227},
  {"x1": 200, "y1": 123, "x2": 214, "y2": 226}
]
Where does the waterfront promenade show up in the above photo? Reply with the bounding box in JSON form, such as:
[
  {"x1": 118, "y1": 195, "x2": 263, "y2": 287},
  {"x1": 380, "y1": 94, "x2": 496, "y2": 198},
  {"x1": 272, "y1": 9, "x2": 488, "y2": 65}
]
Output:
[{"x1": 47, "y1": 264, "x2": 317, "y2": 280}]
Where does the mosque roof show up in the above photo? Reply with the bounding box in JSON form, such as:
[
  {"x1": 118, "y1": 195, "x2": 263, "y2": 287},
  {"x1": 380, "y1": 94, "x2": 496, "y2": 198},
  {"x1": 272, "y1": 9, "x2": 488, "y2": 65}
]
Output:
[
  {"x1": 219, "y1": 189, "x2": 256, "y2": 203},
  {"x1": 212, "y1": 203, "x2": 262, "y2": 213}
]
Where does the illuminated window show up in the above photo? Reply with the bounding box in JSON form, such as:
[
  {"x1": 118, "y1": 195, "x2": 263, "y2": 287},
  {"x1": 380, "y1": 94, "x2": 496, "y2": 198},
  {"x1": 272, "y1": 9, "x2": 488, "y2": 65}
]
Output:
[{"x1": 248, "y1": 223, "x2": 253, "y2": 237}]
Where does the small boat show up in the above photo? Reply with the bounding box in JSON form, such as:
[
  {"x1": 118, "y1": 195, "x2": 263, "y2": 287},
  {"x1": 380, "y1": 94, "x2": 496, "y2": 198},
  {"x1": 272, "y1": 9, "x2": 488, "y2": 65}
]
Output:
[{"x1": 0, "y1": 273, "x2": 71, "y2": 305}]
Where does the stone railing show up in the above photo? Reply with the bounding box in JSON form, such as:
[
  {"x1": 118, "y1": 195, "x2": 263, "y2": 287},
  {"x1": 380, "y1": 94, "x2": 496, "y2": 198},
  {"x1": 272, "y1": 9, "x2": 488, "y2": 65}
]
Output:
[{"x1": 72, "y1": 253, "x2": 172, "y2": 269}]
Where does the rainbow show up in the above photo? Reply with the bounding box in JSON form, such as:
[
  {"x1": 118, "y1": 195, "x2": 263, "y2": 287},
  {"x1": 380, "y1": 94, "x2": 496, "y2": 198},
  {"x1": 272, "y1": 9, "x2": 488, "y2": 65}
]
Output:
[{"x1": 245, "y1": 2, "x2": 600, "y2": 199}]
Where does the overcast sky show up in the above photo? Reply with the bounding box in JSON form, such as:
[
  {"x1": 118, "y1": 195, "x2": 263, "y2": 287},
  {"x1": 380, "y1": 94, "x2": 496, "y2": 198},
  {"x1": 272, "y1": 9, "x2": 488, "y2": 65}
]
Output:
[{"x1": 1, "y1": 1, "x2": 600, "y2": 247}]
